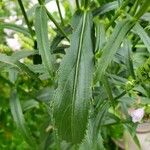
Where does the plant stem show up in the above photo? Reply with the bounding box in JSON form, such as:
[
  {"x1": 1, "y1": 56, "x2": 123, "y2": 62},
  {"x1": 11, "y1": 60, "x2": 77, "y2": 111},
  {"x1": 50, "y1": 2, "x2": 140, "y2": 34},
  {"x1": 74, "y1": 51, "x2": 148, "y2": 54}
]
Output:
[
  {"x1": 17, "y1": 0, "x2": 34, "y2": 38},
  {"x1": 37, "y1": 0, "x2": 69, "y2": 41},
  {"x1": 114, "y1": 90, "x2": 127, "y2": 100},
  {"x1": 46, "y1": 9, "x2": 69, "y2": 41},
  {"x1": 56, "y1": 0, "x2": 64, "y2": 25},
  {"x1": 76, "y1": 0, "x2": 80, "y2": 9}
]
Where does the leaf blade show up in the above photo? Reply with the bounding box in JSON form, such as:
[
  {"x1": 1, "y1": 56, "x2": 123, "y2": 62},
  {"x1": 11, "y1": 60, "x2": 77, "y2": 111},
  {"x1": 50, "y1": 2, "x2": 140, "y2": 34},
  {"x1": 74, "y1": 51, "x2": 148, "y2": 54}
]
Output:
[
  {"x1": 35, "y1": 6, "x2": 53, "y2": 76},
  {"x1": 95, "y1": 20, "x2": 135, "y2": 82},
  {"x1": 0, "y1": 23, "x2": 31, "y2": 36},
  {"x1": 54, "y1": 11, "x2": 94, "y2": 144},
  {"x1": 10, "y1": 89, "x2": 36, "y2": 146},
  {"x1": 133, "y1": 23, "x2": 150, "y2": 53}
]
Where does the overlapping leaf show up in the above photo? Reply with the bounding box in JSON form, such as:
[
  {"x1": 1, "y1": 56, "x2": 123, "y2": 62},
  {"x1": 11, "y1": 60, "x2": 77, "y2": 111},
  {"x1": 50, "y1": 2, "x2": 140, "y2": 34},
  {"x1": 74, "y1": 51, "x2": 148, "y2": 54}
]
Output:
[
  {"x1": 35, "y1": 6, "x2": 53, "y2": 76},
  {"x1": 95, "y1": 19, "x2": 135, "y2": 82},
  {"x1": 93, "y1": 1, "x2": 118, "y2": 17},
  {"x1": 10, "y1": 89, "x2": 36, "y2": 146},
  {"x1": 0, "y1": 23, "x2": 30, "y2": 36},
  {"x1": 133, "y1": 23, "x2": 150, "y2": 53}
]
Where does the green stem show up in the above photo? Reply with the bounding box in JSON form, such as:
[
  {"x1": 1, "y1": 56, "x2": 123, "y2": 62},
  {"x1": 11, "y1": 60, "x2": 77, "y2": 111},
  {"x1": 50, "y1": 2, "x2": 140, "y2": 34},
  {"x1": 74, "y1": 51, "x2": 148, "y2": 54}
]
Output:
[
  {"x1": 56, "y1": 0, "x2": 64, "y2": 25},
  {"x1": 114, "y1": 80, "x2": 138, "y2": 101},
  {"x1": 46, "y1": 9, "x2": 69, "y2": 41},
  {"x1": 17, "y1": 0, "x2": 34, "y2": 38},
  {"x1": 114, "y1": 90, "x2": 127, "y2": 100},
  {"x1": 76, "y1": 0, "x2": 80, "y2": 9}
]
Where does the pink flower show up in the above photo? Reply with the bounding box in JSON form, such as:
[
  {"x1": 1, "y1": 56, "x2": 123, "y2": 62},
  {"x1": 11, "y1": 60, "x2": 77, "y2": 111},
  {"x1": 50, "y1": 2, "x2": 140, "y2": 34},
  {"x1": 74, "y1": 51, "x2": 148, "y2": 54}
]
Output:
[{"x1": 129, "y1": 108, "x2": 144, "y2": 123}]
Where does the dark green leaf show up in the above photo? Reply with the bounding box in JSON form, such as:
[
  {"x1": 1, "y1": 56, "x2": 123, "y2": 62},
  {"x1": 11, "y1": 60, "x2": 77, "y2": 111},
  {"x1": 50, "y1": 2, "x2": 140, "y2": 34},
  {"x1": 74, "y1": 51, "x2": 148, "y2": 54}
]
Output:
[
  {"x1": 95, "y1": 19, "x2": 135, "y2": 82},
  {"x1": 93, "y1": 1, "x2": 118, "y2": 17},
  {"x1": 0, "y1": 23, "x2": 31, "y2": 36},
  {"x1": 133, "y1": 23, "x2": 150, "y2": 53},
  {"x1": 35, "y1": 6, "x2": 53, "y2": 76},
  {"x1": 11, "y1": 50, "x2": 38, "y2": 61},
  {"x1": 10, "y1": 89, "x2": 36, "y2": 146},
  {"x1": 54, "y1": 11, "x2": 94, "y2": 144},
  {"x1": 95, "y1": 21, "x2": 106, "y2": 52}
]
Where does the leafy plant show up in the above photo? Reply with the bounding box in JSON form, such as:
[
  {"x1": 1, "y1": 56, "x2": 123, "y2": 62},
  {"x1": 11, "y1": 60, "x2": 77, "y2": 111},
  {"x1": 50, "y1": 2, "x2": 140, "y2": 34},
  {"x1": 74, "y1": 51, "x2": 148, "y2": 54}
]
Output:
[{"x1": 0, "y1": 0, "x2": 150, "y2": 149}]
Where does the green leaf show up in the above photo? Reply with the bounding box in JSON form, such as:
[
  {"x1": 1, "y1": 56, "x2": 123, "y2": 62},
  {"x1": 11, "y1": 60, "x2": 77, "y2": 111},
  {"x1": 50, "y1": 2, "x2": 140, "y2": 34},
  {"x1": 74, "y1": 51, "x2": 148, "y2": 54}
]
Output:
[
  {"x1": 134, "y1": 0, "x2": 150, "y2": 19},
  {"x1": 35, "y1": 6, "x2": 53, "y2": 76},
  {"x1": 93, "y1": 1, "x2": 118, "y2": 17},
  {"x1": 0, "y1": 53, "x2": 40, "y2": 82},
  {"x1": 122, "y1": 40, "x2": 135, "y2": 78},
  {"x1": 133, "y1": 23, "x2": 150, "y2": 53},
  {"x1": 95, "y1": 21, "x2": 106, "y2": 52},
  {"x1": 79, "y1": 120, "x2": 106, "y2": 150},
  {"x1": 95, "y1": 19, "x2": 135, "y2": 82},
  {"x1": 22, "y1": 99, "x2": 39, "y2": 112},
  {"x1": 53, "y1": 11, "x2": 94, "y2": 144},
  {"x1": 51, "y1": 25, "x2": 72, "y2": 54},
  {"x1": 36, "y1": 87, "x2": 54, "y2": 102},
  {"x1": 141, "y1": 13, "x2": 150, "y2": 22},
  {"x1": 11, "y1": 50, "x2": 38, "y2": 61},
  {"x1": 0, "y1": 53, "x2": 19, "y2": 69},
  {"x1": 0, "y1": 23, "x2": 31, "y2": 36},
  {"x1": 93, "y1": 101, "x2": 109, "y2": 139},
  {"x1": 10, "y1": 89, "x2": 36, "y2": 146},
  {"x1": 16, "y1": 61, "x2": 40, "y2": 82},
  {"x1": 124, "y1": 124, "x2": 141, "y2": 149}
]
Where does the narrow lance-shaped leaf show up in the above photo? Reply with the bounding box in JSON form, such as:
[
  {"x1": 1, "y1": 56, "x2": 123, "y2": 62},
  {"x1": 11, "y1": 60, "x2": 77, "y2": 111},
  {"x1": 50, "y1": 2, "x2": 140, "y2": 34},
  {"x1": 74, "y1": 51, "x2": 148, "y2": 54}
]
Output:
[
  {"x1": 35, "y1": 6, "x2": 53, "y2": 76},
  {"x1": 10, "y1": 89, "x2": 36, "y2": 146},
  {"x1": 93, "y1": 1, "x2": 118, "y2": 17},
  {"x1": 123, "y1": 40, "x2": 135, "y2": 78},
  {"x1": 95, "y1": 21, "x2": 106, "y2": 52},
  {"x1": 0, "y1": 23, "x2": 31, "y2": 37},
  {"x1": 95, "y1": 19, "x2": 135, "y2": 82},
  {"x1": 0, "y1": 53, "x2": 40, "y2": 82},
  {"x1": 133, "y1": 23, "x2": 150, "y2": 53},
  {"x1": 54, "y1": 10, "x2": 94, "y2": 144},
  {"x1": 0, "y1": 53, "x2": 19, "y2": 69}
]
